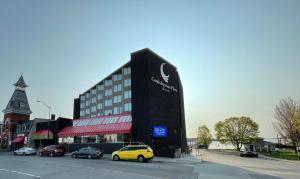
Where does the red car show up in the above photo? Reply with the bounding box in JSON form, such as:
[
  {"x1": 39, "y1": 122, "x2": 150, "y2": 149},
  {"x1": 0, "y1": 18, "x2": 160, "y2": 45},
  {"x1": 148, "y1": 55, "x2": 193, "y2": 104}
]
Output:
[{"x1": 39, "y1": 145, "x2": 65, "y2": 157}]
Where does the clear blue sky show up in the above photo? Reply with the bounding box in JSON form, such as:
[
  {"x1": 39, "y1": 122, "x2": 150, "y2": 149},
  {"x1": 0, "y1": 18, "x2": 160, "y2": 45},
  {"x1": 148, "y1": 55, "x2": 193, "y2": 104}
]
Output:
[{"x1": 0, "y1": 0, "x2": 299, "y2": 138}]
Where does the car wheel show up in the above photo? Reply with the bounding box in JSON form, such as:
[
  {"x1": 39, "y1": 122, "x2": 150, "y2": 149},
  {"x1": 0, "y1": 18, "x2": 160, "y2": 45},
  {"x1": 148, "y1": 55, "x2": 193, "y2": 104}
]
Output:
[
  {"x1": 138, "y1": 155, "x2": 145, "y2": 163},
  {"x1": 50, "y1": 152, "x2": 54, "y2": 157},
  {"x1": 22, "y1": 152, "x2": 26, "y2": 156},
  {"x1": 88, "y1": 155, "x2": 92, "y2": 159},
  {"x1": 113, "y1": 155, "x2": 119, "y2": 161},
  {"x1": 72, "y1": 154, "x2": 77, "y2": 158}
]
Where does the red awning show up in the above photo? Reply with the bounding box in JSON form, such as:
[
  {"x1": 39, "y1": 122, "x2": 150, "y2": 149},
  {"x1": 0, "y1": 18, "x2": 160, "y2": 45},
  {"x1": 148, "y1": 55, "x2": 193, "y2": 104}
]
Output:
[
  {"x1": 58, "y1": 122, "x2": 132, "y2": 137},
  {"x1": 32, "y1": 130, "x2": 54, "y2": 140},
  {"x1": 33, "y1": 130, "x2": 53, "y2": 136},
  {"x1": 12, "y1": 136, "x2": 25, "y2": 143}
]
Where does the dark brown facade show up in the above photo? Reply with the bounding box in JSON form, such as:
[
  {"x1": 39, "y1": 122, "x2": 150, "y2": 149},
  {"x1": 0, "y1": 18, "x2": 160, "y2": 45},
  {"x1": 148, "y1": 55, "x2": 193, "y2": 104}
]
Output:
[{"x1": 131, "y1": 49, "x2": 187, "y2": 157}]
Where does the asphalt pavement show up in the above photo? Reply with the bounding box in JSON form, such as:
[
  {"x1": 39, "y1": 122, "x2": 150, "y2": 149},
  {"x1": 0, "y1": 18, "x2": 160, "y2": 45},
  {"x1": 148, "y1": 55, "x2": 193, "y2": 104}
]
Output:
[
  {"x1": 1, "y1": 151, "x2": 298, "y2": 179},
  {"x1": 0, "y1": 152, "x2": 198, "y2": 179}
]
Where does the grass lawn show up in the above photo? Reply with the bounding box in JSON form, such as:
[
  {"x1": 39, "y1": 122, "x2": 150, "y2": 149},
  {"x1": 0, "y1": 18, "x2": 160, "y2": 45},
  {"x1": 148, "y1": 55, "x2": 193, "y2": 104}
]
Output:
[{"x1": 260, "y1": 150, "x2": 300, "y2": 161}]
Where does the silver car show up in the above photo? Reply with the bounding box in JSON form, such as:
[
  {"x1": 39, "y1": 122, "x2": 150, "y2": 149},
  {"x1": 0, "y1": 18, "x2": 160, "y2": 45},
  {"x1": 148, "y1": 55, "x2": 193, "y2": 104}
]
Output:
[{"x1": 13, "y1": 147, "x2": 37, "y2": 156}]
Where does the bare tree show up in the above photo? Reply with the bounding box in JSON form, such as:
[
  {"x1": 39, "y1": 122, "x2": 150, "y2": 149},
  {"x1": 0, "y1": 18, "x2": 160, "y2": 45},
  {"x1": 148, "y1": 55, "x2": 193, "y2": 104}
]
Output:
[{"x1": 273, "y1": 98, "x2": 300, "y2": 151}]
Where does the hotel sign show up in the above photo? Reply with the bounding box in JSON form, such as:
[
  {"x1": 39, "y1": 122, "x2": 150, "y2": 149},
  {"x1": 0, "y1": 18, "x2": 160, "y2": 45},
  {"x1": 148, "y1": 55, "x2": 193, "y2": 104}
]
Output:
[
  {"x1": 153, "y1": 126, "x2": 167, "y2": 138},
  {"x1": 150, "y1": 63, "x2": 178, "y2": 93}
]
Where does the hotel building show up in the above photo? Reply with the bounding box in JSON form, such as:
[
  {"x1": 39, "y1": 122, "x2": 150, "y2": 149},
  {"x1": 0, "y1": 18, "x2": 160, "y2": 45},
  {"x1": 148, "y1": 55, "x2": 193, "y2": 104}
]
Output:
[{"x1": 59, "y1": 48, "x2": 187, "y2": 157}]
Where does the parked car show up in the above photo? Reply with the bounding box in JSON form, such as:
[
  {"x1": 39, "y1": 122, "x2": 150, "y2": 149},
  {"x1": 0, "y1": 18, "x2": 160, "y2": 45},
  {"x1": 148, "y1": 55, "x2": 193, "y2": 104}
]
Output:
[
  {"x1": 38, "y1": 145, "x2": 65, "y2": 157},
  {"x1": 240, "y1": 151, "x2": 258, "y2": 157},
  {"x1": 71, "y1": 147, "x2": 103, "y2": 159},
  {"x1": 112, "y1": 145, "x2": 154, "y2": 162},
  {"x1": 13, "y1": 147, "x2": 36, "y2": 156}
]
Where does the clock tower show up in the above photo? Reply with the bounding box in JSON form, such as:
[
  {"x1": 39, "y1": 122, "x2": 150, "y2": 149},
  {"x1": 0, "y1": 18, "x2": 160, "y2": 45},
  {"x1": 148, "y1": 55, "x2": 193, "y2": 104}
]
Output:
[{"x1": 1, "y1": 75, "x2": 32, "y2": 149}]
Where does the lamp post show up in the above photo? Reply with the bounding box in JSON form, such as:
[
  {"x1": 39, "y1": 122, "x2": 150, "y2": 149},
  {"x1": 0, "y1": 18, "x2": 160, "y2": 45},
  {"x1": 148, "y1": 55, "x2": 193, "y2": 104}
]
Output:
[{"x1": 36, "y1": 100, "x2": 51, "y2": 146}]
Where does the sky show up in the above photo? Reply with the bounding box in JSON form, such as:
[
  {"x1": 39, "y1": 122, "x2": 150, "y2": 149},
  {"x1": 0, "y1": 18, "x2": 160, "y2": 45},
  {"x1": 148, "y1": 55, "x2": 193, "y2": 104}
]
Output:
[{"x1": 0, "y1": 0, "x2": 299, "y2": 139}]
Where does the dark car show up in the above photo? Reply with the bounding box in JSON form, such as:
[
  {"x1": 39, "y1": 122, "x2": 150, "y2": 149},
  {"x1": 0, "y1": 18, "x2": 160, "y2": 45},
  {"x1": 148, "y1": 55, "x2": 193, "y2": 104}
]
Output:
[
  {"x1": 39, "y1": 145, "x2": 65, "y2": 157},
  {"x1": 240, "y1": 151, "x2": 258, "y2": 157},
  {"x1": 71, "y1": 147, "x2": 103, "y2": 159}
]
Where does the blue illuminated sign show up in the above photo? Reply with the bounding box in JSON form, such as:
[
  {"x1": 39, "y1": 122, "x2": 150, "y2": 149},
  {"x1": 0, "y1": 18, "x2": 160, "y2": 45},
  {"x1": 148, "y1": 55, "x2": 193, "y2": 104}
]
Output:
[{"x1": 153, "y1": 126, "x2": 167, "y2": 138}]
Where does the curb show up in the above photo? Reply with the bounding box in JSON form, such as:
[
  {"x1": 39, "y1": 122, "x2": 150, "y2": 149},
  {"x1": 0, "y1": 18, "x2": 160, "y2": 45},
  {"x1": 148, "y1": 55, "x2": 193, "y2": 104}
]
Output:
[{"x1": 258, "y1": 154, "x2": 300, "y2": 164}]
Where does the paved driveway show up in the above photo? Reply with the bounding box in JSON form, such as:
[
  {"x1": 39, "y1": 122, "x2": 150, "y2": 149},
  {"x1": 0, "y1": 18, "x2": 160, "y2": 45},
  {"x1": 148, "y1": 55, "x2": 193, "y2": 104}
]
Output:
[{"x1": 198, "y1": 149, "x2": 300, "y2": 179}]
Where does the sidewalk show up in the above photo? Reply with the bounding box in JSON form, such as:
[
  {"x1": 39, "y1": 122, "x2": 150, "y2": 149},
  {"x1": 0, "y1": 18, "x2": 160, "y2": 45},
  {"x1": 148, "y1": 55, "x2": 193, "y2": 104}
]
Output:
[{"x1": 65, "y1": 152, "x2": 202, "y2": 164}]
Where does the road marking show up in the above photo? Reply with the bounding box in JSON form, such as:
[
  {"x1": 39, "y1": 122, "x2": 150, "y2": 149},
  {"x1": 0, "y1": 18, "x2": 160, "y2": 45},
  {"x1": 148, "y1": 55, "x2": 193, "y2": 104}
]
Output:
[
  {"x1": 0, "y1": 168, "x2": 41, "y2": 178},
  {"x1": 119, "y1": 171, "x2": 170, "y2": 179}
]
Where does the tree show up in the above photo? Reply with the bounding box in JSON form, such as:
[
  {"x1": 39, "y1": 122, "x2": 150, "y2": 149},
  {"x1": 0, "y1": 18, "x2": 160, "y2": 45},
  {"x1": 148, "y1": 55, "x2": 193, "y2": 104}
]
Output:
[
  {"x1": 197, "y1": 125, "x2": 212, "y2": 148},
  {"x1": 273, "y1": 98, "x2": 300, "y2": 151},
  {"x1": 215, "y1": 117, "x2": 259, "y2": 151}
]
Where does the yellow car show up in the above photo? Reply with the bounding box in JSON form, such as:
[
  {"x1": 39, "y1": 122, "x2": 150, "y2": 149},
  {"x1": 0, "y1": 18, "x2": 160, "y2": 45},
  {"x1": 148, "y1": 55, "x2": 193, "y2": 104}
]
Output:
[{"x1": 112, "y1": 145, "x2": 154, "y2": 162}]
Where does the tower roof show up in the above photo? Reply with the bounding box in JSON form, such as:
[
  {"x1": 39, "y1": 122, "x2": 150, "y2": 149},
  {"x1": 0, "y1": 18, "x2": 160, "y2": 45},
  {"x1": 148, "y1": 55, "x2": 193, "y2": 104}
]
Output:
[
  {"x1": 14, "y1": 75, "x2": 28, "y2": 88},
  {"x1": 3, "y1": 76, "x2": 32, "y2": 115}
]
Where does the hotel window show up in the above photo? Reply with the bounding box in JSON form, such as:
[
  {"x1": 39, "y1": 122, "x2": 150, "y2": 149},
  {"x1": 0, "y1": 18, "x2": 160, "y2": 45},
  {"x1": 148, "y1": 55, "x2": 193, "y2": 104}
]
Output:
[
  {"x1": 80, "y1": 102, "x2": 85, "y2": 109},
  {"x1": 104, "y1": 80, "x2": 112, "y2": 86},
  {"x1": 80, "y1": 96, "x2": 85, "y2": 101},
  {"x1": 80, "y1": 110, "x2": 85, "y2": 117},
  {"x1": 91, "y1": 89, "x2": 97, "y2": 95},
  {"x1": 123, "y1": 67, "x2": 131, "y2": 75},
  {"x1": 97, "y1": 112, "x2": 103, "y2": 116},
  {"x1": 97, "y1": 85, "x2": 104, "y2": 91},
  {"x1": 85, "y1": 93, "x2": 90, "y2": 99},
  {"x1": 91, "y1": 97, "x2": 97, "y2": 103},
  {"x1": 113, "y1": 95, "x2": 122, "y2": 103},
  {"x1": 97, "y1": 93, "x2": 103, "y2": 100},
  {"x1": 86, "y1": 108, "x2": 90, "y2": 115},
  {"x1": 104, "y1": 89, "x2": 113, "y2": 96},
  {"x1": 114, "y1": 84, "x2": 122, "y2": 92},
  {"x1": 124, "y1": 103, "x2": 132, "y2": 112},
  {"x1": 113, "y1": 74, "x2": 122, "y2": 81},
  {"x1": 91, "y1": 106, "x2": 97, "y2": 113},
  {"x1": 105, "y1": 110, "x2": 112, "y2": 115},
  {"x1": 97, "y1": 103, "x2": 103, "y2": 110},
  {"x1": 104, "y1": 99, "x2": 112, "y2": 107},
  {"x1": 113, "y1": 107, "x2": 122, "y2": 114},
  {"x1": 124, "y1": 90, "x2": 131, "y2": 99},
  {"x1": 124, "y1": 79, "x2": 131, "y2": 87},
  {"x1": 85, "y1": 100, "x2": 90, "y2": 107}
]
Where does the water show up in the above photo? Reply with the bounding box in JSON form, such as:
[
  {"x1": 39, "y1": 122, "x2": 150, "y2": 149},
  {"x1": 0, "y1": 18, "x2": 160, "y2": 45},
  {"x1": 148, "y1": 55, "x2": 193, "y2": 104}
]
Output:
[{"x1": 208, "y1": 141, "x2": 244, "y2": 150}]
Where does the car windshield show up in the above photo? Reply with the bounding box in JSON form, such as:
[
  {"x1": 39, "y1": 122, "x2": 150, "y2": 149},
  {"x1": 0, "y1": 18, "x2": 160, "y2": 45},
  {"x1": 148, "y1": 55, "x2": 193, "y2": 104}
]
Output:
[
  {"x1": 79, "y1": 148, "x2": 88, "y2": 152},
  {"x1": 121, "y1": 147, "x2": 128, "y2": 151},
  {"x1": 45, "y1": 146, "x2": 55, "y2": 150}
]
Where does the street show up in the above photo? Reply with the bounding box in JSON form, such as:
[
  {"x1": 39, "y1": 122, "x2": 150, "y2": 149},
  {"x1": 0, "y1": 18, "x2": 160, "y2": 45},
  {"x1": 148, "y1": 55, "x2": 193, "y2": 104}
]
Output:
[
  {"x1": 0, "y1": 153, "x2": 198, "y2": 179},
  {"x1": 2, "y1": 151, "x2": 300, "y2": 179}
]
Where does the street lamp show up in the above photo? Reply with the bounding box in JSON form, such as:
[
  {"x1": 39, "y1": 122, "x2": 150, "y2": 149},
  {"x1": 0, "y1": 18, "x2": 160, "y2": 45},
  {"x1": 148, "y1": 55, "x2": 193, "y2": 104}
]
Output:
[{"x1": 36, "y1": 100, "x2": 51, "y2": 146}]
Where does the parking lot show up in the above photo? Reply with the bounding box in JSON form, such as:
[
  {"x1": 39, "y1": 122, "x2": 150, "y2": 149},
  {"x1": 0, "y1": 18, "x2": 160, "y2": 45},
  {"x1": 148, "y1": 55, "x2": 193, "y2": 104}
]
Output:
[{"x1": 0, "y1": 152, "x2": 199, "y2": 179}]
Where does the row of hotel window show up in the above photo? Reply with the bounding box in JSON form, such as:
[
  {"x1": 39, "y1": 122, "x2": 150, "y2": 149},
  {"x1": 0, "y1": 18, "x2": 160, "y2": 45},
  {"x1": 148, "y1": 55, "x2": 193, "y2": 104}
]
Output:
[
  {"x1": 80, "y1": 74, "x2": 131, "y2": 101},
  {"x1": 81, "y1": 91, "x2": 131, "y2": 108},
  {"x1": 81, "y1": 79, "x2": 131, "y2": 102},
  {"x1": 80, "y1": 103, "x2": 132, "y2": 117}
]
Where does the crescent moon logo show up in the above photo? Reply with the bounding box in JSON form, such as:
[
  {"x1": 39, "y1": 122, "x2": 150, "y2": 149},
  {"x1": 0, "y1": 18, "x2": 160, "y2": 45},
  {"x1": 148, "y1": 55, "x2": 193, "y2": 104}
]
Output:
[{"x1": 160, "y1": 63, "x2": 170, "y2": 83}]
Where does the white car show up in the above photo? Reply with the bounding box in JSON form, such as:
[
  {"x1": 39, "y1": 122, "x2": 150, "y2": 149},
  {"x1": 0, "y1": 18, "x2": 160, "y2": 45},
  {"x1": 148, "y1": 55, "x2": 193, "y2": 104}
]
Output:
[{"x1": 13, "y1": 147, "x2": 37, "y2": 156}]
